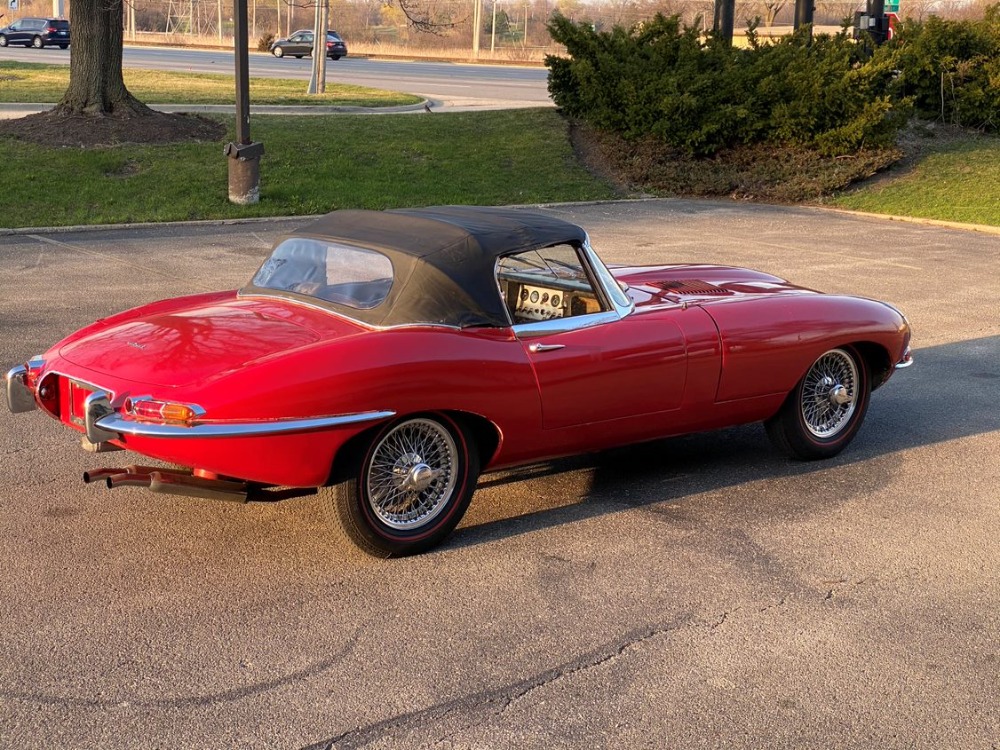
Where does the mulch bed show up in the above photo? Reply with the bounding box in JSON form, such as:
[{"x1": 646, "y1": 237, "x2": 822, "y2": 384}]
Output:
[
  {"x1": 569, "y1": 120, "x2": 902, "y2": 203},
  {"x1": 0, "y1": 109, "x2": 225, "y2": 148}
]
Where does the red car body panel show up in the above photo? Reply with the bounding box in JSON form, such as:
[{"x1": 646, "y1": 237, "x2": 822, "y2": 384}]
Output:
[{"x1": 7, "y1": 210, "x2": 910, "y2": 492}]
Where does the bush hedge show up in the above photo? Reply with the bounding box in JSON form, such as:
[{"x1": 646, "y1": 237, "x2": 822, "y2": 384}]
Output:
[
  {"x1": 879, "y1": 5, "x2": 1000, "y2": 132},
  {"x1": 547, "y1": 6, "x2": 1000, "y2": 156}
]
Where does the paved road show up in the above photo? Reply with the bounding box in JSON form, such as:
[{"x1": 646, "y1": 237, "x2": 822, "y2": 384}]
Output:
[
  {"x1": 1, "y1": 200, "x2": 998, "y2": 749},
  {"x1": 0, "y1": 44, "x2": 550, "y2": 105}
]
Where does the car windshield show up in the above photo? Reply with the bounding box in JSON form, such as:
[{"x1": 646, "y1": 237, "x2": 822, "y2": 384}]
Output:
[{"x1": 251, "y1": 238, "x2": 394, "y2": 310}]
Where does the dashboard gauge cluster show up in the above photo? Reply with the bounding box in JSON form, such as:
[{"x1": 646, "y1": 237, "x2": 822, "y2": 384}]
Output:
[{"x1": 514, "y1": 284, "x2": 565, "y2": 321}]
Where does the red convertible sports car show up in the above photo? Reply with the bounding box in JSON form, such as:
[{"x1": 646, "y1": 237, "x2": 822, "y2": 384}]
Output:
[{"x1": 5, "y1": 206, "x2": 912, "y2": 557}]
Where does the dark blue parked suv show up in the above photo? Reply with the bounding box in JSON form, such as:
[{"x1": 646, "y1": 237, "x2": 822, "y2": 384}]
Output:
[{"x1": 0, "y1": 18, "x2": 70, "y2": 49}]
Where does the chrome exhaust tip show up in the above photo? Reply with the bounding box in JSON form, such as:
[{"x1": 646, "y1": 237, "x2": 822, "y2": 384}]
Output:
[
  {"x1": 85, "y1": 465, "x2": 247, "y2": 503},
  {"x1": 106, "y1": 472, "x2": 154, "y2": 489}
]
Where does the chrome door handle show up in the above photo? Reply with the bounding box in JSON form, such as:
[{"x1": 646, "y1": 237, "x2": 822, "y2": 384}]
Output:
[{"x1": 528, "y1": 343, "x2": 565, "y2": 353}]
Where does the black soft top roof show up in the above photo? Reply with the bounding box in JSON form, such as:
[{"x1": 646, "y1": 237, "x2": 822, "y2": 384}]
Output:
[{"x1": 249, "y1": 206, "x2": 588, "y2": 328}]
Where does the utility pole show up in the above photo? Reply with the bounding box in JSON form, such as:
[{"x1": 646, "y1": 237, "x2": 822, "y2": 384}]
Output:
[
  {"x1": 490, "y1": 0, "x2": 496, "y2": 53},
  {"x1": 308, "y1": 0, "x2": 329, "y2": 94},
  {"x1": 472, "y1": 0, "x2": 481, "y2": 58},
  {"x1": 713, "y1": 0, "x2": 734, "y2": 45},
  {"x1": 225, "y1": 0, "x2": 264, "y2": 204},
  {"x1": 793, "y1": 0, "x2": 815, "y2": 33}
]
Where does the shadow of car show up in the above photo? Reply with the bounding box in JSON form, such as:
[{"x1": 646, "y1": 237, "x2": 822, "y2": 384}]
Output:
[
  {"x1": 270, "y1": 29, "x2": 347, "y2": 59},
  {"x1": 0, "y1": 17, "x2": 70, "y2": 49}
]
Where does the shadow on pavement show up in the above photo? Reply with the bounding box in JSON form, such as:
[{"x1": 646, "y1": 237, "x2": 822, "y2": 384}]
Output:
[{"x1": 450, "y1": 334, "x2": 1000, "y2": 550}]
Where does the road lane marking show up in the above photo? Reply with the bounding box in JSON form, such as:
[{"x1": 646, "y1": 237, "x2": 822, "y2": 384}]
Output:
[
  {"x1": 27, "y1": 234, "x2": 216, "y2": 291},
  {"x1": 755, "y1": 240, "x2": 923, "y2": 270}
]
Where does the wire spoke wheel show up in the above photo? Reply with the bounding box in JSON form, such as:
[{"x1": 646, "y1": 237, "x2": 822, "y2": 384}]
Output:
[
  {"x1": 799, "y1": 349, "x2": 859, "y2": 438},
  {"x1": 766, "y1": 345, "x2": 871, "y2": 460},
  {"x1": 366, "y1": 418, "x2": 458, "y2": 530},
  {"x1": 321, "y1": 413, "x2": 480, "y2": 557}
]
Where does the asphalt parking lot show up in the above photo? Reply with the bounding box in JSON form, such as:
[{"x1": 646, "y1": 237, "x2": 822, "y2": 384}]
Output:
[{"x1": 1, "y1": 199, "x2": 998, "y2": 749}]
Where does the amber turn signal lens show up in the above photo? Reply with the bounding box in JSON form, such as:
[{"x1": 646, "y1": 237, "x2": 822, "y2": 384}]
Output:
[
  {"x1": 160, "y1": 403, "x2": 197, "y2": 424},
  {"x1": 127, "y1": 398, "x2": 200, "y2": 425}
]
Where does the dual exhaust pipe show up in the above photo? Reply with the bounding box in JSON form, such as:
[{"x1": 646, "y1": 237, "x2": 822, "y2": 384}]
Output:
[{"x1": 83, "y1": 465, "x2": 248, "y2": 503}]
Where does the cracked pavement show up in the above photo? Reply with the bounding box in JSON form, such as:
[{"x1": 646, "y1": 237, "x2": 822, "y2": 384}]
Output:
[{"x1": 1, "y1": 200, "x2": 998, "y2": 749}]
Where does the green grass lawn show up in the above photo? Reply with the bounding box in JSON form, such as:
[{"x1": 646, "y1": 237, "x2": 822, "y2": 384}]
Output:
[
  {"x1": 2, "y1": 58, "x2": 998, "y2": 227},
  {"x1": 830, "y1": 132, "x2": 1000, "y2": 227},
  {"x1": 0, "y1": 109, "x2": 615, "y2": 227},
  {"x1": 0, "y1": 61, "x2": 421, "y2": 107}
]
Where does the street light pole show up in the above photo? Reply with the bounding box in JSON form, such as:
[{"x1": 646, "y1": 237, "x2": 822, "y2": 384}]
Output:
[
  {"x1": 472, "y1": 0, "x2": 481, "y2": 58},
  {"x1": 307, "y1": 0, "x2": 329, "y2": 94},
  {"x1": 225, "y1": 0, "x2": 264, "y2": 204},
  {"x1": 713, "y1": 0, "x2": 735, "y2": 45}
]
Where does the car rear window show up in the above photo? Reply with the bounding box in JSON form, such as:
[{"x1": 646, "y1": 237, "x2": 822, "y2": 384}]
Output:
[
  {"x1": 252, "y1": 238, "x2": 394, "y2": 310},
  {"x1": 51, "y1": 21, "x2": 70, "y2": 30}
]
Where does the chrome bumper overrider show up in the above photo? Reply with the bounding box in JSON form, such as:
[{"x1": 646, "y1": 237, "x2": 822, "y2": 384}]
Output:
[
  {"x1": 84, "y1": 391, "x2": 394, "y2": 440},
  {"x1": 4, "y1": 365, "x2": 36, "y2": 413},
  {"x1": 895, "y1": 347, "x2": 914, "y2": 370}
]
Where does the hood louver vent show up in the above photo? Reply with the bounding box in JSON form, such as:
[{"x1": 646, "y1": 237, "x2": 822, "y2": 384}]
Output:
[{"x1": 652, "y1": 280, "x2": 734, "y2": 296}]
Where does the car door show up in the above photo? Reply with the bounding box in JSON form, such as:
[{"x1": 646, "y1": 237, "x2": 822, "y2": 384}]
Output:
[
  {"x1": 498, "y1": 245, "x2": 688, "y2": 430},
  {"x1": 296, "y1": 32, "x2": 314, "y2": 55},
  {"x1": 8, "y1": 20, "x2": 25, "y2": 45},
  {"x1": 25, "y1": 19, "x2": 42, "y2": 44}
]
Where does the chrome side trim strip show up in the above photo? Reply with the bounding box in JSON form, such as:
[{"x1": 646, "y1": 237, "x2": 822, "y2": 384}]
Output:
[
  {"x1": 4, "y1": 364, "x2": 36, "y2": 413},
  {"x1": 94, "y1": 409, "x2": 396, "y2": 439},
  {"x1": 513, "y1": 311, "x2": 619, "y2": 339}
]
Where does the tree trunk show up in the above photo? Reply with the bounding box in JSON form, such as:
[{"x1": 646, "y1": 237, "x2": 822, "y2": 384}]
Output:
[{"x1": 55, "y1": 0, "x2": 152, "y2": 116}]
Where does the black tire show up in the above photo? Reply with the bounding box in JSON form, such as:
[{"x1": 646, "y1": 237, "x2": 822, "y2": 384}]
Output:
[
  {"x1": 32, "y1": 36, "x2": 44, "y2": 49},
  {"x1": 59, "y1": 44, "x2": 68, "y2": 49},
  {"x1": 0, "y1": 36, "x2": 8, "y2": 48},
  {"x1": 765, "y1": 346, "x2": 871, "y2": 460},
  {"x1": 330, "y1": 54, "x2": 342, "y2": 60},
  {"x1": 320, "y1": 413, "x2": 480, "y2": 557},
  {"x1": 272, "y1": 46, "x2": 284, "y2": 57}
]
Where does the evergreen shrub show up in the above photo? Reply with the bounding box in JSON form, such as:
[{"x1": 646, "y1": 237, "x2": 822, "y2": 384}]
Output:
[
  {"x1": 546, "y1": 13, "x2": 909, "y2": 156},
  {"x1": 879, "y1": 5, "x2": 1000, "y2": 132}
]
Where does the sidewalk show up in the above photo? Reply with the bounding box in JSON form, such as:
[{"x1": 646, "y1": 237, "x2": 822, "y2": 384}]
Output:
[{"x1": 0, "y1": 97, "x2": 552, "y2": 119}]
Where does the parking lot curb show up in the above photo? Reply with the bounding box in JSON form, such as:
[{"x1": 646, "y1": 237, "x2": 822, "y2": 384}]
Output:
[
  {"x1": 0, "y1": 101, "x2": 430, "y2": 117},
  {"x1": 817, "y1": 206, "x2": 1000, "y2": 236},
  {"x1": 2, "y1": 198, "x2": 997, "y2": 237}
]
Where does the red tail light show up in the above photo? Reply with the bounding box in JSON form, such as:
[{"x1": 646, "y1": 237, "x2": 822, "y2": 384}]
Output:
[
  {"x1": 125, "y1": 397, "x2": 204, "y2": 425},
  {"x1": 46, "y1": 26, "x2": 57, "y2": 33}
]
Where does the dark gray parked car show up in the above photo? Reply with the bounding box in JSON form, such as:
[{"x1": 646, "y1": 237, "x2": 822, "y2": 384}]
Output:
[
  {"x1": 0, "y1": 17, "x2": 70, "y2": 48},
  {"x1": 270, "y1": 29, "x2": 347, "y2": 59}
]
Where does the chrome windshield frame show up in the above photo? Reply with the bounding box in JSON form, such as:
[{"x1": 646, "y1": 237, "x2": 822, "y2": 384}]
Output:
[
  {"x1": 499, "y1": 236, "x2": 633, "y2": 340},
  {"x1": 581, "y1": 235, "x2": 634, "y2": 319}
]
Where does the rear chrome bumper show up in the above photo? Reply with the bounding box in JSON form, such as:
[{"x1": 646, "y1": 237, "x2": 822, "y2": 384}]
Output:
[
  {"x1": 84, "y1": 391, "x2": 394, "y2": 441},
  {"x1": 4, "y1": 364, "x2": 36, "y2": 413}
]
